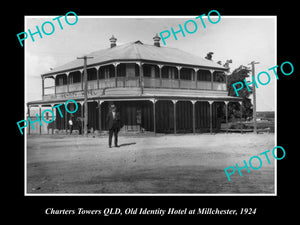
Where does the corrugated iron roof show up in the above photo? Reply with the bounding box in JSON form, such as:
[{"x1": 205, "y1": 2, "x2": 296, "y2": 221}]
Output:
[{"x1": 42, "y1": 41, "x2": 227, "y2": 76}]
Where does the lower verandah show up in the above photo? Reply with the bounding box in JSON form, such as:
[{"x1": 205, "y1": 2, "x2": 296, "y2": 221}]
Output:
[{"x1": 50, "y1": 100, "x2": 226, "y2": 134}]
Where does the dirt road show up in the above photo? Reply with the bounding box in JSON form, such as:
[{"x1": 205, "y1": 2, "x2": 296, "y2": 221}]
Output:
[{"x1": 26, "y1": 133, "x2": 275, "y2": 194}]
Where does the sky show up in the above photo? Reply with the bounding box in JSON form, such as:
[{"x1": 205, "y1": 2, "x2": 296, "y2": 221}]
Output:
[{"x1": 25, "y1": 15, "x2": 276, "y2": 111}]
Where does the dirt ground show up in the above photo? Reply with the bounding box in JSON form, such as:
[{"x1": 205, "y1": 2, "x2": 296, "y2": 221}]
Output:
[{"x1": 26, "y1": 133, "x2": 275, "y2": 194}]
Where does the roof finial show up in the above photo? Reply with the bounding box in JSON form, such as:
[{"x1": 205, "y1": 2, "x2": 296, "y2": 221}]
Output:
[
  {"x1": 109, "y1": 35, "x2": 117, "y2": 48},
  {"x1": 153, "y1": 33, "x2": 161, "y2": 47}
]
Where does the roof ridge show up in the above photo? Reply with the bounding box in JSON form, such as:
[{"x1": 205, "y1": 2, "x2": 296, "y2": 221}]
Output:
[
  {"x1": 132, "y1": 42, "x2": 142, "y2": 60},
  {"x1": 133, "y1": 40, "x2": 143, "y2": 44},
  {"x1": 140, "y1": 41, "x2": 180, "y2": 50}
]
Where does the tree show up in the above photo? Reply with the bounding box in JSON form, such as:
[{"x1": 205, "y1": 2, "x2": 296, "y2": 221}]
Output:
[{"x1": 227, "y1": 65, "x2": 253, "y2": 120}]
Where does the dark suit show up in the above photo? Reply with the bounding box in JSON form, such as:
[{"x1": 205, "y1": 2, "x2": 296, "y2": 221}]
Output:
[{"x1": 106, "y1": 111, "x2": 121, "y2": 147}]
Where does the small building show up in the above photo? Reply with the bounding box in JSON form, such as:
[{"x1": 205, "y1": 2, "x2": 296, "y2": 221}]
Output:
[{"x1": 27, "y1": 34, "x2": 242, "y2": 134}]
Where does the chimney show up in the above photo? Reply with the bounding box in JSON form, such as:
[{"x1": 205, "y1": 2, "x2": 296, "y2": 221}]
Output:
[
  {"x1": 109, "y1": 35, "x2": 117, "y2": 48},
  {"x1": 153, "y1": 33, "x2": 161, "y2": 47}
]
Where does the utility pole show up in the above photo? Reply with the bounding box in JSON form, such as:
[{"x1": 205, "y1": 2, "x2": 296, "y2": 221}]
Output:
[
  {"x1": 77, "y1": 56, "x2": 94, "y2": 136},
  {"x1": 248, "y1": 61, "x2": 259, "y2": 134}
]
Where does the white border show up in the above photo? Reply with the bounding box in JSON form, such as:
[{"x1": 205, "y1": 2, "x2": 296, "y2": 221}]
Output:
[{"x1": 24, "y1": 15, "x2": 277, "y2": 196}]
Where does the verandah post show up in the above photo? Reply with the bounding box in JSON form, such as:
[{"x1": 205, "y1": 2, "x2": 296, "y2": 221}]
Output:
[
  {"x1": 150, "y1": 99, "x2": 157, "y2": 135},
  {"x1": 172, "y1": 100, "x2": 178, "y2": 134},
  {"x1": 208, "y1": 101, "x2": 214, "y2": 134},
  {"x1": 224, "y1": 101, "x2": 229, "y2": 133},
  {"x1": 137, "y1": 62, "x2": 144, "y2": 94},
  {"x1": 239, "y1": 101, "x2": 243, "y2": 134},
  {"x1": 191, "y1": 100, "x2": 196, "y2": 134}
]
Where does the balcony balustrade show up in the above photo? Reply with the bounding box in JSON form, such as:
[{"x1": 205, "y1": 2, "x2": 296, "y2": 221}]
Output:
[
  {"x1": 51, "y1": 77, "x2": 226, "y2": 94},
  {"x1": 69, "y1": 82, "x2": 82, "y2": 92},
  {"x1": 55, "y1": 85, "x2": 67, "y2": 93}
]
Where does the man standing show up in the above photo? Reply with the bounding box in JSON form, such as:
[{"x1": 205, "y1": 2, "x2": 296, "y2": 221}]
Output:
[{"x1": 106, "y1": 104, "x2": 121, "y2": 148}]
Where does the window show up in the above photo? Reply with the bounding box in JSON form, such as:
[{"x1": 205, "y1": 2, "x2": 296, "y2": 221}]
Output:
[
  {"x1": 162, "y1": 66, "x2": 178, "y2": 79},
  {"x1": 117, "y1": 64, "x2": 126, "y2": 77},
  {"x1": 69, "y1": 71, "x2": 81, "y2": 83},
  {"x1": 197, "y1": 70, "x2": 211, "y2": 81},
  {"x1": 87, "y1": 68, "x2": 97, "y2": 81},
  {"x1": 55, "y1": 74, "x2": 67, "y2": 86},
  {"x1": 181, "y1": 68, "x2": 192, "y2": 80},
  {"x1": 143, "y1": 64, "x2": 152, "y2": 77}
]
